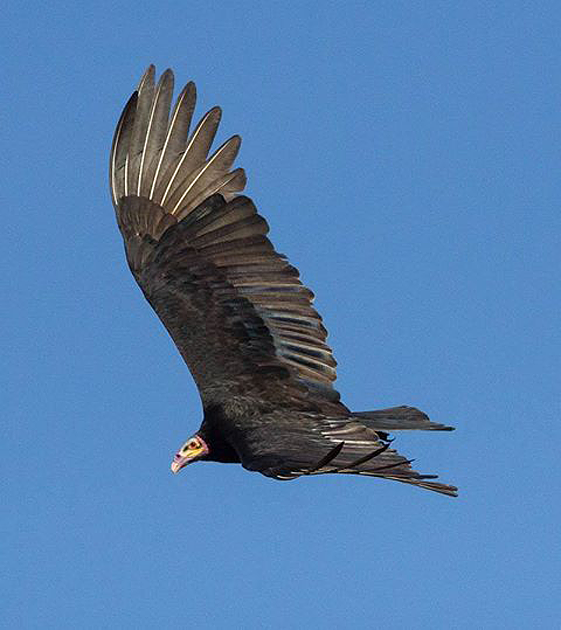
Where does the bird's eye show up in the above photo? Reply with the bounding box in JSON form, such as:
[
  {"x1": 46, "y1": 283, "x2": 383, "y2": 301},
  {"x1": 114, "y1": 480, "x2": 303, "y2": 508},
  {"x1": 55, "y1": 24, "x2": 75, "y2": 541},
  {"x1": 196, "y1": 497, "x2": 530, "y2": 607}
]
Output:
[{"x1": 189, "y1": 441, "x2": 199, "y2": 449}]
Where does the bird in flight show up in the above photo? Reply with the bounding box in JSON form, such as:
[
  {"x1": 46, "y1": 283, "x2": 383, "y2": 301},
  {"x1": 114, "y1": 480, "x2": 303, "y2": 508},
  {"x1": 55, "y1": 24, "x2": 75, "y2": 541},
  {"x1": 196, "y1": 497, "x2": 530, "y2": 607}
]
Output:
[{"x1": 110, "y1": 66, "x2": 457, "y2": 497}]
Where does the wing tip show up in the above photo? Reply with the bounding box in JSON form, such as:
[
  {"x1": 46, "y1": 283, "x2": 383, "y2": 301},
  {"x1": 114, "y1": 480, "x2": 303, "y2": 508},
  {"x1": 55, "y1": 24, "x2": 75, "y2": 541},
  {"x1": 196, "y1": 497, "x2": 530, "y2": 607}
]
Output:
[
  {"x1": 138, "y1": 64, "x2": 156, "y2": 90},
  {"x1": 111, "y1": 67, "x2": 247, "y2": 215}
]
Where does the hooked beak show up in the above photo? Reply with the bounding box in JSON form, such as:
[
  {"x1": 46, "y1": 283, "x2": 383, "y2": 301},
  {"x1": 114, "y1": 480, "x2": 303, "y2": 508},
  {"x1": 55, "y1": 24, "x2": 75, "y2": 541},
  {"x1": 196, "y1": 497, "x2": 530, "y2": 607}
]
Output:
[
  {"x1": 171, "y1": 453, "x2": 192, "y2": 474},
  {"x1": 170, "y1": 437, "x2": 208, "y2": 474}
]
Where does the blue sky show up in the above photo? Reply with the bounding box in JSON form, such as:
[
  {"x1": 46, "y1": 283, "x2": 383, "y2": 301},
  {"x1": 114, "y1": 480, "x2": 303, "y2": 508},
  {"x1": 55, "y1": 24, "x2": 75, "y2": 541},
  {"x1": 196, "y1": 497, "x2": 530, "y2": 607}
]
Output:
[{"x1": 3, "y1": 2, "x2": 559, "y2": 628}]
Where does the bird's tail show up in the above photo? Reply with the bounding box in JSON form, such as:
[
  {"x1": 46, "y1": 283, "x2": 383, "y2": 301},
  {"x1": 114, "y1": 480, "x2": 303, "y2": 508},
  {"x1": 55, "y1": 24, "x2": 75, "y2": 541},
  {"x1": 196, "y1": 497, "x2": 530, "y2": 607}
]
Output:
[
  {"x1": 351, "y1": 405, "x2": 454, "y2": 432},
  {"x1": 344, "y1": 406, "x2": 456, "y2": 496}
]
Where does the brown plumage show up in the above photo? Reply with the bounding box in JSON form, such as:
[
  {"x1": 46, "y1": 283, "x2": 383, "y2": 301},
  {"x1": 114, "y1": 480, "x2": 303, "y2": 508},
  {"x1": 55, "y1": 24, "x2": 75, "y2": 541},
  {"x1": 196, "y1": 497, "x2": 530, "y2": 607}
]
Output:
[{"x1": 110, "y1": 66, "x2": 457, "y2": 497}]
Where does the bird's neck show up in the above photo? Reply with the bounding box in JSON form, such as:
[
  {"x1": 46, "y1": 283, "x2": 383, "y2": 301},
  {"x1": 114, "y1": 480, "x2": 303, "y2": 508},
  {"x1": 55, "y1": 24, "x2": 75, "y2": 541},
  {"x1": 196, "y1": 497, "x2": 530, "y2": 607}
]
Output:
[{"x1": 199, "y1": 406, "x2": 241, "y2": 463}]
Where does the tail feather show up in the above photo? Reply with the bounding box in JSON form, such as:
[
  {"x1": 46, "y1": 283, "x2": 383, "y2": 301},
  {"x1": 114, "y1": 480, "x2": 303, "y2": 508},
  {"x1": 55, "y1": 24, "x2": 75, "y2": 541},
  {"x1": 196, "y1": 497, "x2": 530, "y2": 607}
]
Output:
[
  {"x1": 380, "y1": 476, "x2": 458, "y2": 497},
  {"x1": 352, "y1": 406, "x2": 454, "y2": 431}
]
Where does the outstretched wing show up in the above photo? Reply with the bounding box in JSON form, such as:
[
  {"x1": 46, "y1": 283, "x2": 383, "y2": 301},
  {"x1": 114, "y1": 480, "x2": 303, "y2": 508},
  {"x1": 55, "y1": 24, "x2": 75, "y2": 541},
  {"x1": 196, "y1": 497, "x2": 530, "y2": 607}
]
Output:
[
  {"x1": 242, "y1": 415, "x2": 457, "y2": 497},
  {"x1": 110, "y1": 66, "x2": 346, "y2": 413}
]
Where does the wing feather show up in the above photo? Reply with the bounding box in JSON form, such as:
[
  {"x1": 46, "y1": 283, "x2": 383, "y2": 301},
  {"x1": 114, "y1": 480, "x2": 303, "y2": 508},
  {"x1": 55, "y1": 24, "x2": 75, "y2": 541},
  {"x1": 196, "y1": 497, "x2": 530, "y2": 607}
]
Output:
[
  {"x1": 138, "y1": 69, "x2": 174, "y2": 197},
  {"x1": 126, "y1": 65, "x2": 155, "y2": 197},
  {"x1": 156, "y1": 107, "x2": 223, "y2": 208},
  {"x1": 110, "y1": 68, "x2": 344, "y2": 410},
  {"x1": 110, "y1": 66, "x2": 244, "y2": 216},
  {"x1": 149, "y1": 81, "x2": 197, "y2": 199},
  {"x1": 170, "y1": 135, "x2": 242, "y2": 217},
  {"x1": 110, "y1": 92, "x2": 138, "y2": 206},
  {"x1": 243, "y1": 415, "x2": 457, "y2": 496}
]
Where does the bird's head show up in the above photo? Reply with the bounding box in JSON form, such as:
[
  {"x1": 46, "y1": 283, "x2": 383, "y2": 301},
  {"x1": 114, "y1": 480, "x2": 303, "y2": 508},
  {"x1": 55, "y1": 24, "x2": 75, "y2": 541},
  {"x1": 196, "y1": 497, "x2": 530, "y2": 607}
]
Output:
[{"x1": 171, "y1": 434, "x2": 209, "y2": 473}]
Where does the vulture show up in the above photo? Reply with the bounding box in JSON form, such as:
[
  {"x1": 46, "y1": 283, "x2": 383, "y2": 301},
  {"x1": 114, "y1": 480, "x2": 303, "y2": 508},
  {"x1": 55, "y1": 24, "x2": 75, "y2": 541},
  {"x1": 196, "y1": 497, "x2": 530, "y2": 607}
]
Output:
[{"x1": 110, "y1": 66, "x2": 457, "y2": 497}]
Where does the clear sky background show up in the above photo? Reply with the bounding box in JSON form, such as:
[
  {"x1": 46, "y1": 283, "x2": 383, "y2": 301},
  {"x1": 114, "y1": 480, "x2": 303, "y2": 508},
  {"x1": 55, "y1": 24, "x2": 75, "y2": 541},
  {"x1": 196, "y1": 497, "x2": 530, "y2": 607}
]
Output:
[{"x1": 3, "y1": 2, "x2": 559, "y2": 628}]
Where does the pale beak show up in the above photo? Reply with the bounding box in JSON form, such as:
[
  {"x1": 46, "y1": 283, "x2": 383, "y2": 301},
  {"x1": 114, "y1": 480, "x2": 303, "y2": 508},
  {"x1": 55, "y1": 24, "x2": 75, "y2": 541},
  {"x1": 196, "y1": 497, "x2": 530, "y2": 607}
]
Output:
[{"x1": 171, "y1": 454, "x2": 192, "y2": 474}]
